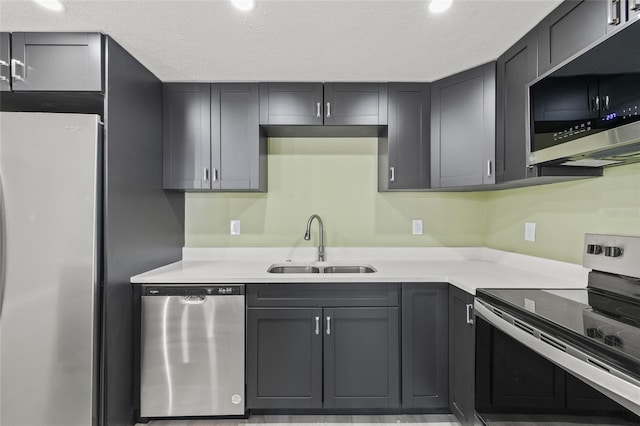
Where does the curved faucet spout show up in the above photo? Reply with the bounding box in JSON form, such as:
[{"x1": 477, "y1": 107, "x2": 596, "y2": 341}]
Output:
[{"x1": 304, "y1": 214, "x2": 325, "y2": 262}]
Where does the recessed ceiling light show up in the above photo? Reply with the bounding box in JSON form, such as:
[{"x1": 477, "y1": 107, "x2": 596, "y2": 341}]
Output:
[
  {"x1": 33, "y1": 0, "x2": 65, "y2": 12},
  {"x1": 231, "y1": 0, "x2": 255, "y2": 12},
  {"x1": 429, "y1": 0, "x2": 453, "y2": 14}
]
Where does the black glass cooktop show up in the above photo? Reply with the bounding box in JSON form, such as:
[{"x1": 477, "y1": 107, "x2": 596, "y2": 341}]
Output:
[{"x1": 477, "y1": 287, "x2": 640, "y2": 378}]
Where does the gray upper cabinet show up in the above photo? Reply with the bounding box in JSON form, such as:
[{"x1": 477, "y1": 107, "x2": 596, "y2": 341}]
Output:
[
  {"x1": 163, "y1": 84, "x2": 211, "y2": 190},
  {"x1": 0, "y1": 33, "x2": 10, "y2": 92},
  {"x1": 163, "y1": 83, "x2": 266, "y2": 192},
  {"x1": 449, "y1": 286, "x2": 475, "y2": 426},
  {"x1": 401, "y1": 283, "x2": 448, "y2": 409},
  {"x1": 10, "y1": 33, "x2": 102, "y2": 92},
  {"x1": 323, "y1": 83, "x2": 388, "y2": 125},
  {"x1": 259, "y1": 83, "x2": 323, "y2": 125},
  {"x1": 537, "y1": 1, "x2": 609, "y2": 75},
  {"x1": 259, "y1": 82, "x2": 387, "y2": 127},
  {"x1": 212, "y1": 83, "x2": 266, "y2": 191},
  {"x1": 431, "y1": 62, "x2": 496, "y2": 188},
  {"x1": 379, "y1": 83, "x2": 430, "y2": 191},
  {"x1": 496, "y1": 29, "x2": 538, "y2": 183}
]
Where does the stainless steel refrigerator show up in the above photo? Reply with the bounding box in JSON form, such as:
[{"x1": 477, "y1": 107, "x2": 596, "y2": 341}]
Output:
[{"x1": 0, "y1": 112, "x2": 101, "y2": 426}]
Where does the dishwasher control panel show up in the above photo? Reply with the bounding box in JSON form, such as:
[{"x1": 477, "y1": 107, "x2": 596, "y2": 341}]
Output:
[{"x1": 144, "y1": 285, "x2": 245, "y2": 296}]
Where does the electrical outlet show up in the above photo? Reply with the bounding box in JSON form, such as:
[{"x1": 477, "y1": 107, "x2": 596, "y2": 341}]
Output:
[
  {"x1": 230, "y1": 220, "x2": 241, "y2": 236},
  {"x1": 525, "y1": 222, "x2": 536, "y2": 242},
  {"x1": 412, "y1": 220, "x2": 423, "y2": 235}
]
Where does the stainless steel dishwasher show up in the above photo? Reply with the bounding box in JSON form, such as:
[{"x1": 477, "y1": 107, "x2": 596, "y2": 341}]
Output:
[{"x1": 140, "y1": 285, "x2": 245, "y2": 418}]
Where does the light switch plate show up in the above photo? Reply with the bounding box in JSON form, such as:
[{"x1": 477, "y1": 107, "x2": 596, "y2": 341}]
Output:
[
  {"x1": 230, "y1": 220, "x2": 241, "y2": 236},
  {"x1": 525, "y1": 222, "x2": 536, "y2": 242},
  {"x1": 412, "y1": 220, "x2": 423, "y2": 235}
]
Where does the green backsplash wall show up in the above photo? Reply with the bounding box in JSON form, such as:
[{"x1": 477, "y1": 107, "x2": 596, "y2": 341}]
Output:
[
  {"x1": 185, "y1": 138, "x2": 640, "y2": 264},
  {"x1": 185, "y1": 138, "x2": 487, "y2": 248},
  {"x1": 485, "y1": 162, "x2": 640, "y2": 264}
]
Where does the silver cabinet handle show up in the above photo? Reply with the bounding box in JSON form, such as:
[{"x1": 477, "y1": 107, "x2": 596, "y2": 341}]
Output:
[
  {"x1": 389, "y1": 166, "x2": 395, "y2": 182},
  {"x1": 466, "y1": 304, "x2": 474, "y2": 325},
  {"x1": 487, "y1": 160, "x2": 493, "y2": 177},
  {"x1": 212, "y1": 168, "x2": 218, "y2": 182},
  {"x1": 592, "y1": 96, "x2": 600, "y2": 111},
  {"x1": 203, "y1": 167, "x2": 209, "y2": 181},
  {"x1": 315, "y1": 316, "x2": 320, "y2": 335},
  {"x1": 326, "y1": 316, "x2": 331, "y2": 335},
  {"x1": 609, "y1": 0, "x2": 621, "y2": 25},
  {"x1": 316, "y1": 102, "x2": 321, "y2": 118},
  {"x1": 0, "y1": 60, "x2": 8, "y2": 83},
  {"x1": 632, "y1": 0, "x2": 640, "y2": 11},
  {"x1": 10, "y1": 59, "x2": 25, "y2": 82},
  {"x1": 326, "y1": 102, "x2": 331, "y2": 118},
  {"x1": 603, "y1": 95, "x2": 610, "y2": 111}
]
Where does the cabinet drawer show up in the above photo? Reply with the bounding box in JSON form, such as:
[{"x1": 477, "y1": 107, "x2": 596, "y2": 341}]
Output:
[{"x1": 247, "y1": 283, "x2": 399, "y2": 307}]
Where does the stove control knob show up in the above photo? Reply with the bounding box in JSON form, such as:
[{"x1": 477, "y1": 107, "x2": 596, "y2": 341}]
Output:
[
  {"x1": 604, "y1": 246, "x2": 623, "y2": 257},
  {"x1": 587, "y1": 244, "x2": 603, "y2": 255},
  {"x1": 586, "y1": 328, "x2": 600, "y2": 338},
  {"x1": 604, "y1": 335, "x2": 622, "y2": 347}
]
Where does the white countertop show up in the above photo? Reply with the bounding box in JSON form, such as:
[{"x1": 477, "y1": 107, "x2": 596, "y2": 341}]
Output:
[{"x1": 131, "y1": 247, "x2": 589, "y2": 295}]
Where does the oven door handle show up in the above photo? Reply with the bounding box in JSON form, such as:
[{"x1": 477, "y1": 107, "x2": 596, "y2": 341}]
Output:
[{"x1": 474, "y1": 299, "x2": 640, "y2": 417}]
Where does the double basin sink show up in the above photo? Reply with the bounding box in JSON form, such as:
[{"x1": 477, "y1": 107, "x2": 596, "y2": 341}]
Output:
[{"x1": 268, "y1": 264, "x2": 376, "y2": 274}]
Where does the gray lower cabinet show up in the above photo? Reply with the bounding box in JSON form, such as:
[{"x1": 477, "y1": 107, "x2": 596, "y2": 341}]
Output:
[
  {"x1": 379, "y1": 83, "x2": 430, "y2": 191},
  {"x1": 537, "y1": 1, "x2": 609, "y2": 75},
  {"x1": 246, "y1": 308, "x2": 323, "y2": 409},
  {"x1": 9, "y1": 32, "x2": 102, "y2": 92},
  {"x1": 163, "y1": 83, "x2": 266, "y2": 191},
  {"x1": 246, "y1": 283, "x2": 400, "y2": 410},
  {"x1": 448, "y1": 286, "x2": 475, "y2": 426},
  {"x1": 431, "y1": 62, "x2": 496, "y2": 188},
  {"x1": 496, "y1": 29, "x2": 538, "y2": 183},
  {"x1": 401, "y1": 283, "x2": 448, "y2": 409},
  {"x1": 0, "y1": 33, "x2": 10, "y2": 92},
  {"x1": 259, "y1": 83, "x2": 323, "y2": 125}
]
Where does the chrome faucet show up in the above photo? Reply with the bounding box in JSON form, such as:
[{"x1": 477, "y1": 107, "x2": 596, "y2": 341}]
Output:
[{"x1": 304, "y1": 214, "x2": 325, "y2": 262}]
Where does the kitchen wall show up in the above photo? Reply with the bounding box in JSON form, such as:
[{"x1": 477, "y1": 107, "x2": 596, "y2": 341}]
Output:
[
  {"x1": 185, "y1": 137, "x2": 487, "y2": 248},
  {"x1": 185, "y1": 138, "x2": 640, "y2": 265},
  {"x1": 485, "y1": 162, "x2": 640, "y2": 264}
]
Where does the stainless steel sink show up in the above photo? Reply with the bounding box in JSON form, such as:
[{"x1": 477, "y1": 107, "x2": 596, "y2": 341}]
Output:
[
  {"x1": 322, "y1": 265, "x2": 376, "y2": 274},
  {"x1": 267, "y1": 265, "x2": 320, "y2": 274},
  {"x1": 267, "y1": 264, "x2": 376, "y2": 274}
]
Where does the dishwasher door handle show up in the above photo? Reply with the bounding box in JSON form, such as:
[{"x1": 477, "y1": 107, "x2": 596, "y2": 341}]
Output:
[{"x1": 179, "y1": 295, "x2": 206, "y2": 304}]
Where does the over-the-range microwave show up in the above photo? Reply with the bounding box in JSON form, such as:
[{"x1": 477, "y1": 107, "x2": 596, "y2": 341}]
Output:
[{"x1": 528, "y1": 20, "x2": 640, "y2": 168}]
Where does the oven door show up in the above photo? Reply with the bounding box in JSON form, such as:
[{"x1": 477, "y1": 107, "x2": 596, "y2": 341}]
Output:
[{"x1": 474, "y1": 299, "x2": 640, "y2": 424}]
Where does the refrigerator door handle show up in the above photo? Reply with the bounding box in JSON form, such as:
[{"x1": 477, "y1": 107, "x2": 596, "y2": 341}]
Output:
[{"x1": 0, "y1": 171, "x2": 6, "y2": 319}]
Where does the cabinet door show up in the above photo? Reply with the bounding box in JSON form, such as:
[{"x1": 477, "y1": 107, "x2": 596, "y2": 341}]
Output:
[
  {"x1": 324, "y1": 83, "x2": 388, "y2": 125},
  {"x1": 246, "y1": 308, "x2": 323, "y2": 409},
  {"x1": 401, "y1": 283, "x2": 448, "y2": 409},
  {"x1": 212, "y1": 83, "x2": 265, "y2": 191},
  {"x1": 0, "y1": 33, "x2": 10, "y2": 92},
  {"x1": 259, "y1": 83, "x2": 323, "y2": 125},
  {"x1": 496, "y1": 29, "x2": 539, "y2": 183},
  {"x1": 380, "y1": 83, "x2": 430, "y2": 191},
  {"x1": 324, "y1": 307, "x2": 400, "y2": 409},
  {"x1": 11, "y1": 33, "x2": 102, "y2": 91},
  {"x1": 431, "y1": 62, "x2": 496, "y2": 188},
  {"x1": 448, "y1": 286, "x2": 475, "y2": 426},
  {"x1": 538, "y1": 1, "x2": 608, "y2": 75},
  {"x1": 630, "y1": 0, "x2": 640, "y2": 20},
  {"x1": 162, "y1": 83, "x2": 211, "y2": 190}
]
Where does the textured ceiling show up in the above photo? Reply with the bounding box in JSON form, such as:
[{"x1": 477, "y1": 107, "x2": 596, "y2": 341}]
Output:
[{"x1": 0, "y1": 0, "x2": 562, "y2": 82}]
